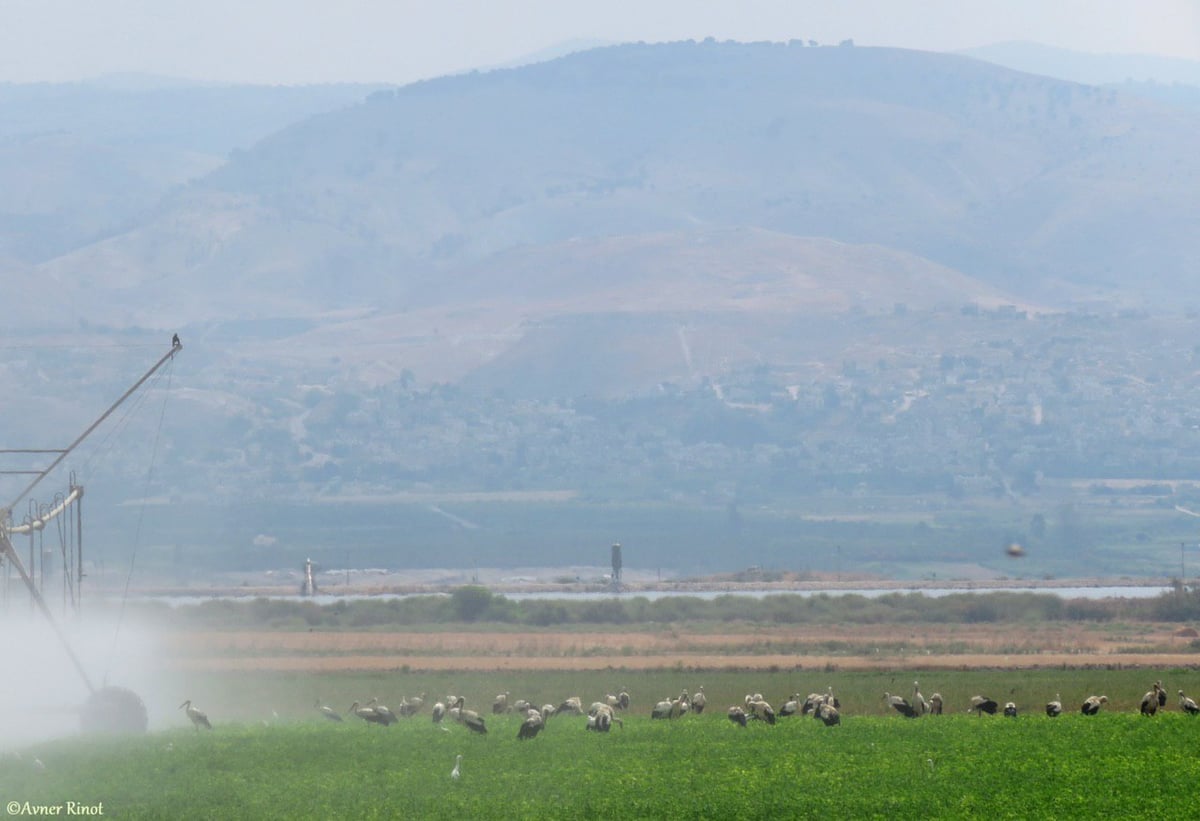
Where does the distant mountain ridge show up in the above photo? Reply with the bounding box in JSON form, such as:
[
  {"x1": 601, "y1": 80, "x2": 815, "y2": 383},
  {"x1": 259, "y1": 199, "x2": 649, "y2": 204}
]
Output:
[
  {"x1": 7, "y1": 44, "x2": 1200, "y2": 574},
  {"x1": 19, "y1": 39, "x2": 1200, "y2": 340},
  {"x1": 0, "y1": 80, "x2": 387, "y2": 264},
  {"x1": 961, "y1": 41, "x2": 1200, "y2": 88}
]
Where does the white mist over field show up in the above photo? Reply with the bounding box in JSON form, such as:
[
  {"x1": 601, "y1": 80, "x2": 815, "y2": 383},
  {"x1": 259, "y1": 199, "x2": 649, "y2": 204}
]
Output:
[{"x1": 0, "y1": 609, "x2": 169, "y2": 750}]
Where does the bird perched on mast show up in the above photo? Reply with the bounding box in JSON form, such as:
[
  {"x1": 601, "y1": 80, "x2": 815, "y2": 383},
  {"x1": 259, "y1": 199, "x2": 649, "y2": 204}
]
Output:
[{"x1": 179, "y1": 700, "x2": 212, "y2": 731}]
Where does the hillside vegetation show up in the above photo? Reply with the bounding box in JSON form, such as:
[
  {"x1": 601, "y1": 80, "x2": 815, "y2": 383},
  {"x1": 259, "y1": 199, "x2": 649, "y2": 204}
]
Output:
[
  {"x1": 5, "y1": 43, "x2": 1200, "y2": 578},
  {"x1": 21, "y1": 40, "x2": 1200, "y2": 330}
]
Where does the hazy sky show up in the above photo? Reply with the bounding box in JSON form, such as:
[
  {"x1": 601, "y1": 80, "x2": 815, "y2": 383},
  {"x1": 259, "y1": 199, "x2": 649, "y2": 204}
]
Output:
[{"x1": 2, "y1": 0, "x2": 1198, "y2": 84}]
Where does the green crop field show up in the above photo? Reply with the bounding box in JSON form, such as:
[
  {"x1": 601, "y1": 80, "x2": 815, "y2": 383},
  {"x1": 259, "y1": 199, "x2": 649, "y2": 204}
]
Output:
[{"x1": 3, "y1": 668, "x2": 1199, "y2": 819}]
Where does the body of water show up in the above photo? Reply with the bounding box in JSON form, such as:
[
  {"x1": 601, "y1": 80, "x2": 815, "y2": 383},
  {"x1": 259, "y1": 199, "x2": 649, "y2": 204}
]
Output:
[{"x1": 122, "y1": 584, "x2": 1174, "y2": 608}]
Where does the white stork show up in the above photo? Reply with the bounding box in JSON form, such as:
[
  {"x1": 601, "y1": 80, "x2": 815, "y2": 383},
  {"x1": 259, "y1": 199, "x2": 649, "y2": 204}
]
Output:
[
  {"x1": 747, "y1": 697, "x2": 776, "y2": 725},
  {"x1": 913, "y1": 681, "x2": 929, "y2": 716},
  {"x1": 969, "y1": 696, "x2": 998, "y2": 715},
  {"x1": 179, "y1": 700, "x2": 212, "y2": 731},
  {"x1": 314, "y1": 699, "x2": 343, "y2": 722},
  {"x1": 458, "y1": 707, "x2": 487, "y2": 735},
  {"x1": 349, "y1": 701, "x2": 389, "y2": 726},
  {"x1": 517, "y1": 709, "x2": 544, "y2": 740},
  {"x1": 557, "y1": 696, "x2": 584, "y2": 716},
  {"x1": 1140, "y1": 683, "x2": 1161, "y2": 716},
  {"x1": 368, "y1": 698, "x2": 398, "y2": 725},
  {"x1": 651, "y1": 698, "x2": 674, "y2": 719},
  {"x1": 815, "y1": 702, "x2": 840, "y2": 726},
  {"x1": 884, "y1": 692, "x2": 918, "y2": 718},
  {"x1": 727, "y1": 706, "x2": 748, "y2": 727}
]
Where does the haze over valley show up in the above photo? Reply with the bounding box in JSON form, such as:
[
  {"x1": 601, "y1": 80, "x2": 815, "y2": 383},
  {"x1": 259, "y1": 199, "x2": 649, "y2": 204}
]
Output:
[{"x1": 5, "y1": 39, "x2": 1200, "y2": 583}]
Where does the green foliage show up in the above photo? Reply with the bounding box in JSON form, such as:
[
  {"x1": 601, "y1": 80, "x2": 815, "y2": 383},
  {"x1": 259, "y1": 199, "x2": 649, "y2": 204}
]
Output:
[
  {"x1": 450, "y1": 586, "x2": 495, "y2": 622},
  {"x1": 5, "y1": 701, "x2": 1199, "y2": 819},
  {"x1": 152, "y1": 589, "x2": 1195, "y2": 633}
]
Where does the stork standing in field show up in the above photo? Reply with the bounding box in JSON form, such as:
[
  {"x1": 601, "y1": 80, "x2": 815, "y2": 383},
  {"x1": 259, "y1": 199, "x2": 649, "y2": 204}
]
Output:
[
  {"x1": 432, "y1": 702, "x2": 446, "y2": 724},
  {"x1": 884, "y1": 692, "x2": 918, "y2": 718},
  {"x1": 928, "y1": 692, "x2": 943, "y2": 715},
  {"x1": 1003, "y1": 702, "x2": 1018, "y2": 718},
  {"x1": 517, "y1": 709, "x2": 545, "y2": 740},
  {"x1": 651, "y1": 698, "x2": 674, "y2": 719},
  {"x1": 451, "y1": 755, "x2": 462, "y2": 781},
  {"x1": 1140, "y1": 682, "x2": 1162, "y2": 716},
  {"x1": 587, "y1": 703, "x2": 623, "y2": 732},
  {"x1": 368, "y1": 698, "x2": 398, "y2": 725},
  {"x1": 913, "y1": 681, "x2": 929, "y2": 716},
  {"x1": 815, "y1": 702, "x2": 841, "y2": 726},
  {"x1": 1046, "y1": 694, "x2": 1063, "y2": 717},
  {"x1": 493, "y1": 692, "x2": 510, "y2": 715},
  {"x1": 315, "y1": 699, "x2": 343, "y2": 722},
  {"x1": 691, "y1": 686, "x2": 707, "y2": 714},
  {"x1": 779, "y1": 694, "x2": 801, "y2": 718},
  {"x1": 727, "y1": 706, "x2": 748, "y2": 727},
  {"x1": 557, "y1": 696, "x2": 584, "y2": 716},
  {"x1": 1081, "y1": 695, "x2": 1108, "y2": 715},
  {"x1": 969, "y1": 696, "x2": 998, "y2": 716},
  {"x1": 350, "y1": 701, "x2": 389, "y2": 726},
  {"x1": 454, "y1": 698, "x2": 487, "y2": 735},
  {"x1": 746, "y1": 697, "x2": 775, "y2": 725},
  {"x1": 1178, "y1": 690, "x2": 1200, "y2": 715},
  {"x1": 179, "y1": 700, "x2": 212, "y2": 731}
]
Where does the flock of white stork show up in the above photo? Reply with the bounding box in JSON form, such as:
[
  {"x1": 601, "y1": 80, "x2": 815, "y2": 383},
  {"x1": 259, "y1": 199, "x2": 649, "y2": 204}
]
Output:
[
  {"x1": 883, "y1": 679, "x2": 1200, "y2": 719},
  {"x1": 176, "y1": 679, "x2": 1200, "y2": 736}
]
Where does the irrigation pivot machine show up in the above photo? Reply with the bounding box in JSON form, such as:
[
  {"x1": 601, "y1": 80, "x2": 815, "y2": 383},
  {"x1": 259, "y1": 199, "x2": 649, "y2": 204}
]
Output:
[{"x1": 0, "y1": 338, "x2": 182, "y2": 734}]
